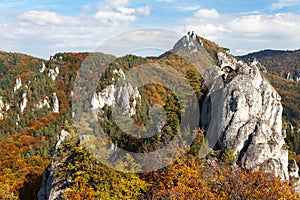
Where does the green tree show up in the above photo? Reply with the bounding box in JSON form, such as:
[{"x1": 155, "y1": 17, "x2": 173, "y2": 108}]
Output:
[{"x1": 221, "y1": 147, "x2": 237, "y2": 165}]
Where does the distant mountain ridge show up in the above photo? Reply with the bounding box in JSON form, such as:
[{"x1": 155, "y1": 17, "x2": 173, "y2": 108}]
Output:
[{"x1": 239, "y1": 49, "x2": 300, "y2": 82}]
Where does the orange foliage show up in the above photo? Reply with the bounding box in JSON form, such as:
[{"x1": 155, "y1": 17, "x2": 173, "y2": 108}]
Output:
[{"x1": 141, "y1": 156, "x2": 299, "y2": 200}]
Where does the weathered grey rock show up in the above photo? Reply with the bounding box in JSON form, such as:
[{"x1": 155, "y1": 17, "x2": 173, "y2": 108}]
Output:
[
  {"x1": 52, "y1": 93, "x2": 59, "y2": 113},
  {"x1": 173, "y1": 31, "x2": 203, "y2": 54},
  {"x1": 250, "y1": 58, "x2": 267, "y2": 72},
  {"x1": 91, "y1": 68, "x2": 141, "y2": 117},
  {"x1": 38, "y1": 130, "x2": 69, "y2": 200},
  {"x1": 48, "y1": 67, "x2": 60, "y2": 81},
  {"x1": 289, "y1": 160, "x2": 299, "y2": 179},
  {"x1": 20, "y1": 93, "x2": 28, "y2": 114},
  {"x1": 202, "y1": 51, "x2": 289, "y2": 180},
  {"x1": 115, "y1": 82, "x2": 141, "y2": 116},
  {"x1": 91, "y1": 85, "x2": 116, "y2": 109},
  {"x1": 36, "y1": 97, "x2": 51, "y2": 109},
  {"x1": 40, "y1": 62, "x2": 46, "y2": 73},
  {"x1": 13, "y1": 77, "x2": 22, "y2": 92}
]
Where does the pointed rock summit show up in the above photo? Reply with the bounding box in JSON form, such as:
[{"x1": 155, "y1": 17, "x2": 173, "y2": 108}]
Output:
[
  {"x1": 172, "y1": 31, "x2": 203, "y2": 54},
  {"x1": 201, "y1": 45, "x2": 290, "y2": 180}
]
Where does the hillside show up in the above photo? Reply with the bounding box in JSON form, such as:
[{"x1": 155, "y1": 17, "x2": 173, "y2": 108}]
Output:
[
  {"x1": 239, "y1": 49, "x2": 300, "y2": 81},
  {"x1": 0, "y1": 35, "x2": 300, "y2": 199}
]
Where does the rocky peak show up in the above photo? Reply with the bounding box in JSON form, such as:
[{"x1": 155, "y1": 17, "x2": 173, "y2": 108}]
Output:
[
  {"x1": 172, "y1": 31, "x2": 203, "y2": 54},
  {"x1": 201, "y1": 49, "x2": 290, "y2": 180}
]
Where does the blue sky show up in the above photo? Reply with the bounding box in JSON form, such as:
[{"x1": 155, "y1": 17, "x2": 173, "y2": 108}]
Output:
[{"x1": 0, "y1": 0, "x2": 300, "y2": 58}]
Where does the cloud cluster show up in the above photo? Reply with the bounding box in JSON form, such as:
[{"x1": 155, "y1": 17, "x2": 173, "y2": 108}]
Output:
[
  {"x1": 1, "y1": 1, "x2": 300, "y2": 58},
  {"x1": 183, "y1": 9, "x2": 300, "y2": 55},
  {"x1": 0, "y1": 0, "x2": 151, "y2": 58},
  {"x1": 96, "y1": 0, "x2": 151, "y2": 24},
  {"x1": 271, "y1": 0, "x2": 300, "y2": 9},
  {"x1": 156, "y1": 0, "x2": 175, "y2": 3}
]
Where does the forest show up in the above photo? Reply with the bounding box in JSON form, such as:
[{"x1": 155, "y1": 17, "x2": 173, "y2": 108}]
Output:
[{"x1": 0, "y1": 45, "x2": 299, "y2": 199}]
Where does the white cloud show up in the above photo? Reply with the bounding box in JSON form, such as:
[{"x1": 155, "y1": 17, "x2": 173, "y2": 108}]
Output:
[
  {"x1": 182, "y1": 9, "x2": 300, "y2": 55},
  {"x1": 107, "y1": 0, "x2": 131, "y2": 7},
  {"x1": 136, "y1": 6, "x2": 151, "y2": 16},
  {"x1": 95, "y1": 10, "x2": 136, "y2": 23},
  {"x1": 228, "y1": 13, "x2": 297, "y2": 37},
  {"x1": 0, "y1": 0, "x2": 152, "y2": 58},
  {"x1": 170, "y1": 5, "x2": 201, "y2": 11},
  {"x1": 235, "y1": 49, "x2": 261, "y2": 55},
  {"x1": 157, "y1": 0, "x2": 175, "y2": 3},
  {"x1": 271, "y1": 0, "x2": 300, "y2": 9},
  {"x1": 94, "y1": 1, "x2": 151, "y2": 25},
  {"x1": 194, "y1": 9, "x2": 220, "y2": 19},
  {"x1": 19, "y1": 10, "x2": 79, "y2": 26},
  {"x1": 96, "y1": 29, "x2": 182, "y2": 56}
]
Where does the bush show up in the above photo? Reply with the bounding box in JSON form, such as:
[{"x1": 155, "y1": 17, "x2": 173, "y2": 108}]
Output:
[{"x1": 221, "y1": 147, "x2": 237, "y2": 165}]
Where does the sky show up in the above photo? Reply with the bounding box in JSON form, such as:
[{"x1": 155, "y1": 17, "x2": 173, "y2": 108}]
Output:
[{"x1": 0, "y1": 0, "x2": 300, "y2": 58}]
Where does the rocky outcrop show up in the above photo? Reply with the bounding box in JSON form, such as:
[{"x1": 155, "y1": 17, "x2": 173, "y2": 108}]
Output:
[
  {"x1": 38, "y1": 130, "x2": 69, "y2": 200},
  {"x1": 202, "y1": 51, "x2": 289, "y2": 180},
  {"x1": 249, "y1": 58, "x2": 267, "y2": 73},
  {"x1": 20, "y1": 93, "x2": 28, "y2": 114},
  {"x1": 52, "y1": 93, "x2": 59, "y2": 113},
  {"x1": 173, "y1": 31, "x2": 203, "y2": 54},
  {"x1": 48, "y1": 67, "x2": 60, "y2": 81},
  {"x1": 91, "y1": 68, "x2": 141, "y2": 117},
  {"x1": 40, "y1": 62, "x2": 46, "y2": 73},
  {"x1": 115, "y1": 82, "x2": 141, "y2": 116},
  {"x1": 91, "y1": 85, "x2": 116, "y2": 109},
  {"x1": 14, "y1": 77, "x2": 22, "y2": 92},
  {"x1": 286, "y1": 71, "x2": 300, "y2": 82},
  {"x1": 36, "y1": 98, "x2": 51, "y2": 109}
]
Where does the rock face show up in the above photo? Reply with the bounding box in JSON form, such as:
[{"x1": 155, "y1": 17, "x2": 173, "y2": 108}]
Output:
[
  {"x1": 286, "y1": 71, "x2": 300, "y2": 82},
  {"x1": 52, "y1": 93, "x2": 59, "y2": 113},
  {"x1": 38, "y1": 130, "x2": 69, "y2": 200},
  {"x1": 48, "y1": 67, "x2": 60, "y2": 81},
  {"x1": 36, "y1": 98, "x2": 51, "y2": 109},
  {"x1": 20, "y1": 93, "x2": 28, "y2": 114},
  {"x1": 40, "y1": 62, "x2": 46, "y2": 73},
  {"x1": 91, "y1": 68, "x2": 141, "y2": 117},
  {"x1": 91, "y1": 85, "x2": 116, "y2": 109},
  {"x1": 202, "y1": 51, "x2": 289, "y2": 180},
  {"x1": 14, "y1": 77, "x2": 22, "y2": 92},
  {"x1": 173, "y1": 31, "x2": 203, "y2": 54}
]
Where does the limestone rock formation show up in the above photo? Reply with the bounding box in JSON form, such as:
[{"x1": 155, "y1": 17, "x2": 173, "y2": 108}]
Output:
[
  {"x1": 91, "y1": 68, "x2": 141, "y2": 117},
  {"x1": 38, "y1": 130, "x2": 69, "y2": 200},
  {"x1": 40, "y1": 62, "x2": 46, "y2": 73},
  {"x1": 91, "y1": 85, "x2": 116, "y2": 109},
  {"x1": 48, "y1": 67, "x2": 60, "y2": 81},
  {"x1": 36, "y1": 97, "x2": 51, "y2": 109},
  {"x1": 52, "y1": 93, "x2": 59, "y2": 113},
  {"x1": 173, "y1": 31, "x2": 203, "y2": 54},
  {"x1": 13, "y1": 77, "x2": 22, "y2": 92},
  {"x1": 286, "y1": 71, "x2": 300, "y2": 82},
  {"x1": 20, "y1": 93, "x2": 28, "y2": 114},
  {"x1": 201, "y1": 51, "x2": 289, "y2": 180}
]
